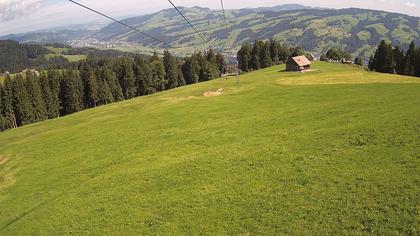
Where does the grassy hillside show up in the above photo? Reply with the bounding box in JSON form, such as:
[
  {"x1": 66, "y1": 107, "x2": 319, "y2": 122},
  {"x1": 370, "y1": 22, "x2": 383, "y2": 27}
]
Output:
[
  {"x1": 96, "y1": 7, "x2": 420, "y2": 58},
  {"x1": 0, "y1": 62, "x2": 419, "y2": 234}
]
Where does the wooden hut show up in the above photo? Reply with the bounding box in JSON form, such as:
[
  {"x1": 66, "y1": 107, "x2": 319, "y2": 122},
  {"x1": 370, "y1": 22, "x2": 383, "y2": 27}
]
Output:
[{"x1": 286, "y1": 55, "x2": 311, "y2": 71}]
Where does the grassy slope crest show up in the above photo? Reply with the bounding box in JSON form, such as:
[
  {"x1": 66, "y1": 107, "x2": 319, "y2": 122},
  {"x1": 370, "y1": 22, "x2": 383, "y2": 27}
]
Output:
[{"x1": 0, "y1": 62, "x2": 419, "y2": 234}]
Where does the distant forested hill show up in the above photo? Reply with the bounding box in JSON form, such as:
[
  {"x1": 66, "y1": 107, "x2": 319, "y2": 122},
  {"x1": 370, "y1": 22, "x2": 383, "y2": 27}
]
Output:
[
  {"x1": 0, "y1": 40, "x2": 139, "y2": 73},
  {"x1": 2, "y1": 5, "x2": 419, "y2": 58}
]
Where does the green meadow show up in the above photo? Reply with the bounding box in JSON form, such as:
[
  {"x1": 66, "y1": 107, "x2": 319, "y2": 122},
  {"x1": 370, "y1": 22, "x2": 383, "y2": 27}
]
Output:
[{"x1": 0, "y1": 62, "x2": 419, "y2": 234}]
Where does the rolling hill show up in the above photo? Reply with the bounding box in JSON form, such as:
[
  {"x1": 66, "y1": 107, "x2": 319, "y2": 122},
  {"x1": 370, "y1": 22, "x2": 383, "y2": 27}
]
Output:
[
  {"x1": 95, "y1": 6, "x2": 420, "y2": 58},
  {"x1": 2, "y1": 5, "x2": 419, "y2": 58},
  {"x1": 0, "y1": 62, "x2": 419, "y2": 234}
]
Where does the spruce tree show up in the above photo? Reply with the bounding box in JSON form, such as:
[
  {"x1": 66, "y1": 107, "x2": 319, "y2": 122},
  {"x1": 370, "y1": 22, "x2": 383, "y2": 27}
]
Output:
[
  {"x1": 260, "y1": 41, "x2": 272, "y2": 68},
  {"x1": 278, "y1": 45, "x2": 290, "y2": 63},
  {"x1": 414, "y1": 48, "x2": 420, "y2": 77},
  {"x1": 116, "y1": 59, "x2": 136, "y2": 99},
  {"x1": 354, "y1": 57, "x2": 364, "y2": 66},
  {"x1": 48, "y1": 69, "x2": 62, "y2": 117},
  {"x1": 0, "y1": 87, "x2": 5, "y2": 131},
  {"x1": 216, "y1": 53, "x2": 226, "y2": 75},
  {"x1": 1, "y1": 76, "x2": 17, "y2": 129},
  {"x1": 251, "y1": 41, "x2": 263, "y2": 70},
  {"x1": 95, "y1": 68, "x2": 114, "y2": 106},
  {"x1": 403, "y1": 41, "x2": 416, "y2": 76},
  {"x1": 102, "y1": 67, "x2": 123, "y2": 101},
  {"x1": 80, "y1": 63, "x2": 98, "y2": 108},
  {"x1": 237, "y1": 43, "x2": 252, "y2": 72},
  {"x1": 12, "y1": 74, "x2": 33, "y2": 126},
  {"x1": 25, "y1": 71, "x2": 47, "y2": 122},
  {"x1": 371, "y1": 40, "x2": 395, "y2": 73},
  {"x1": 393, "y1": 46, "x2": 405, "y2": 75},
  {"x1": 163, "y1": 50, "x2": 179, "y2": 90},
  {"x1": 134, "y1": 58, "x2": 154, "y2": 95},
  {"x1": 60, "y1": 69, "x2": 84, "y2": 115},
  {"x1": 269, "y1": 39, "x2": 281, "y2": 65},
  {"x1": 150, "y1": 59, "x2": 166, "y2": 92}
]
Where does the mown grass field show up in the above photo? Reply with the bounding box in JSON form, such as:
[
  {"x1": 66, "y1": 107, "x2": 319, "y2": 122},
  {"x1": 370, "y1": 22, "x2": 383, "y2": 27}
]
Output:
[{"x1": 0, "y1": 62, "x2": 419, "y2": 234}]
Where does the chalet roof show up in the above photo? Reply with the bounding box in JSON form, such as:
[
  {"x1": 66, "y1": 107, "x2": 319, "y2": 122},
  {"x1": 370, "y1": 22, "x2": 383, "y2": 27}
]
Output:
[{"x1": 288, "y1": 55, "x2": 311, "y2": 67}]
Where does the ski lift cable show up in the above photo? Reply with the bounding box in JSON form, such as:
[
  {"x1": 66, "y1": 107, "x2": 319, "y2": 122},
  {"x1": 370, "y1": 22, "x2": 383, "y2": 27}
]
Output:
[
  {"x1": 67, "y1": 0, "x2": 164, "y2": 44},
  {"x1": 167, "y1": 0, "x2": 207, "y2": 43}
]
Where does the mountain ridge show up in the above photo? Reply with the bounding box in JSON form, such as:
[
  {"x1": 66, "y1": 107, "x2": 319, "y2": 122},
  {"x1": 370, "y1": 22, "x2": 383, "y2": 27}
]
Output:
[{"x1": 1, "y1": 5, "x2": 419, "y2": 58}]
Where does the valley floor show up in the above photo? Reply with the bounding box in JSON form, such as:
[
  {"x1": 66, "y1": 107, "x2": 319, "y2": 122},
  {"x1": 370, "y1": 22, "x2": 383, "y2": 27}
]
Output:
[{"x1": 0, "y1": 62, "x2": 419, "y2": 234}]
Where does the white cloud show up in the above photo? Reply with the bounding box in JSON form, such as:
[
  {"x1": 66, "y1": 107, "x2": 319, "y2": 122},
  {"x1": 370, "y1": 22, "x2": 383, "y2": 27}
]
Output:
[
  {"x1": 0, "y1": 0, "x2": 43, "y2": 21},
  {"x1": 405, "y1": 1, "x2": 417, "y2": 8}
]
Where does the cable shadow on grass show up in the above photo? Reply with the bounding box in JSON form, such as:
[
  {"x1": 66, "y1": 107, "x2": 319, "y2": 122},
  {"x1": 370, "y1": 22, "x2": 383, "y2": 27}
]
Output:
[{"x1": 0, "y1": 191, "x2": 67, "y2": 232}]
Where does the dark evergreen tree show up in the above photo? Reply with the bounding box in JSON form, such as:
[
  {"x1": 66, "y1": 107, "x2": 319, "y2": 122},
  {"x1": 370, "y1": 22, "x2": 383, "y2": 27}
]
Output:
[
  {"x1": 25, "y1": 71, "x2": 47, "y2": 122},
  {"x1": 95, "y1": 68, "x2": 114, "y2": 105},
  {"x1": 39, "y1": 72, "x2": 57, "y2": 119},
  {"x1": 102, "y1": 67, "x2": 123, "y2": 101},
  {"x1": 80, "y1": 63, "x2": 98, "y2": 108},
  {"x1": 354, "y1": 57, "x2": 364, "y2": 66},
  {"x1": 134, "y1": 58, "x2": 154, "y2": 95},
  {"x1": 163, "y1": 50, "x2": 179, "y2": 90},
  {"x1": 1, "y1": 76, "x2": 17, "y2": 129},
  {"x1": 251, "y1": 41, "x2": 263, "y2": 70},
  {"x1": 278, "y1": 45, "x2": 290, "y2": 63},
  {"x1": 289, "y1": 47, "x2": 306, "y2": 58},
  {"x1": 393, "y1": 46, "x2": 405, "y2": 75},
  {"x1": 12, "y1": 74, "x2": 33, "y2": 126},
  {"x1": 402, "y1": 41, "x2": 416, "y2": 76},
  {"x1": 260, "y1": 41, "x2": 273, "y2": 68},
  {"x1": 414, "y1": 48, "x2": 420, "y2": 77},
  {"x1": 216, "y1": 53, "x2": 226, "y2": 74},
  {"x1": 371, "y1": 40, "x2": 395, "y2": 73},
  {"x1": 47, "y1": 69, "x2": 62, "y2": 117},
  {"x1": 237, "y1": 42, "x2": 252, "y2": 72},
  {"x1": 116, "y1": 59, "x2": 136, "y2": 99},
  {"x1": 150, "y1": 59, "x2": 166, "y2": 92},
  {"x1": 60, "y1": 69, "x2": 84, "y2": 115}
]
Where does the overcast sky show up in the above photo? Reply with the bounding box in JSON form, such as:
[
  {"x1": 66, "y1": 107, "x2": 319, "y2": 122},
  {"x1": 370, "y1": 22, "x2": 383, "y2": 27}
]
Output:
[{"x1": 0, "y1": 0, "x2": 419, "y2": 36}]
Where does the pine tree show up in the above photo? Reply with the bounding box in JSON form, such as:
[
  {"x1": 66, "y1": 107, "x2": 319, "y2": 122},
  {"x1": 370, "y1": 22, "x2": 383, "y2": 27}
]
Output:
[
  {"x1": 102, "y1": 67, "x2": 123, "y2": 101},
  {"x1": 278, "y1": 45, "x2": 290, "y2": 63},
  {"x1": 95, "y1": 68, "x2": 114, "y2": 106},
  {"x1": 1, "y1": 75, "x2": 17, "y2": 129},
  {"x1": 116, "y1": 59, "x2": 137, "y2": 99},
  {"x1": 25, "y1": 71, "x2": 47, "y2": 122},
  {"x1": 216, "y1": 53, "x2": 226, "y2": 74},
  {"x1": 403, "y1": 41, "x2": 416, "y2": 76},
  {"x1": 80, "y1": 63, "x2": 98, "y2": 108},
  {"x1": 60, "y1": 69, "x2": 84, "y2": 115},
  {"x1": 12, "y1": 74, "x2": 33, "y2": 126},
  {"x1": 393, "y1": 46, "x2": 405, "y2": 75},
  {"x1": 150, "y1": 59, "x2": 166, "y2": 92},
  {"x1": 371, "y1": 40, "x2": 395, "y2": 73},
  {"x1": 354, "y1": 57, "x2": 364, "y2": 66},
  {"x1": 251, "y1": 41, "x2": 263, "y2": 70},
  {"x1": 237, "y1": 43, "x2": 252, "y2": 72},
  {"x1": 0, "y1": 86, "x2": 5, "y2": 131},
  {"x1": 134, "y1": 58, "x2": 154, "y2": 95},
  {"x1": 289, "y1": 47, "x2": 305, "y2": 58},
  {"x1": 163, "y1": 50, "x2": 179, "y2": 90},
  {"x1": 260, "y1": 41, "x2": 272, "y2": 68},
  {"x1": 414, "y1": 48, "x2": 420, "y2": 77},
  {"x1": 269, "y1": 39, "x2": 281, "y2": 65},
  {"x1": 47, "y1": 69, "x2": 62, "y2": 117}
]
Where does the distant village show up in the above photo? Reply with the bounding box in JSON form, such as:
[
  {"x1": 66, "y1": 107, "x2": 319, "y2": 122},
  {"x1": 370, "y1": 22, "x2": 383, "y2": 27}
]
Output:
[{"x1": 68, "y1": 38, "x2": 138, "y2": 50}]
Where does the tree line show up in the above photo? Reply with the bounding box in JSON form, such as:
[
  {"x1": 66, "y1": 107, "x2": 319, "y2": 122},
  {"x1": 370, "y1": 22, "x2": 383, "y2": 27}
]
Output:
[
  {"x1": 236, "y1": 39, "x2": 313, "y2": 72},
  {"x1": 369, "y1": 40, "x2": 420, "y2": 77},
  {"x1": 0, "y1": 50, "x2": 226, "y2": 132}
]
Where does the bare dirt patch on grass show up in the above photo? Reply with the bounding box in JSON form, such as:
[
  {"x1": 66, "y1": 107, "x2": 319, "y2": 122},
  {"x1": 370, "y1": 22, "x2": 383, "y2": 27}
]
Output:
[
  {"x1": 203, "y1": 88, "x2": 224, "y2": 97},
  {"x1": 0, "y1": 156, "x2": 8, "y2": 166}
]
